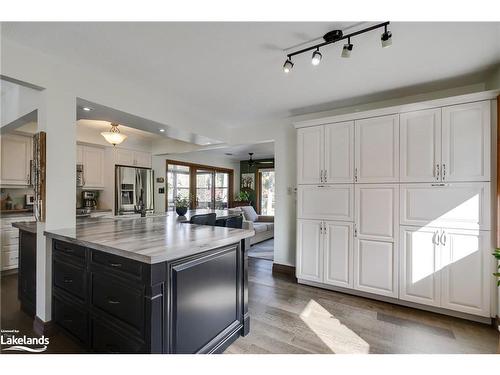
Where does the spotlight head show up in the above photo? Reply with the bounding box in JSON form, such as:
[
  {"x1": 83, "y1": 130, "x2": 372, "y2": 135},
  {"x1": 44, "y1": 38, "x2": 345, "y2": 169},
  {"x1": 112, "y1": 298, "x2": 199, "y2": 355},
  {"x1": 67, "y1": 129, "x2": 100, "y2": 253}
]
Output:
[
  {"x1": 311, "y1": 49, "x2": 322, "y2": 66},
  {"x1": 283, "y1": 58, "x2": 294, "y2": 73},
  {"x1": 341, "y1": 43, "x2": 353, "y2": 58},
  {"x1": 381, "y1": 30, "x2": 392, "y2": 48}
]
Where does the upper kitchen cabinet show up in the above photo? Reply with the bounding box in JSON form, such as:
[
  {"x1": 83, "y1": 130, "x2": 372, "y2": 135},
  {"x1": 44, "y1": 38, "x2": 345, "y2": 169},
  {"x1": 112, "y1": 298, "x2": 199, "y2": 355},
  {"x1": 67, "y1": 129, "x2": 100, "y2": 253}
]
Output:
[
  {"x1": 324, "y1": 121, "x2": 354, "y2": 183},
  {"x1": 115, "y1": 148, "x2": 152, "y2": 168},
  {"x1": 297, "y1": 121, "x2": 354, "y2": 184},
  {"x1": 441, "y1": 101, "x2": 490, "y2": 182},
  {"x1": 400, "y1": 108, "x2": 442, "y2": 182},
  {"x1": 297, "y1": 126, "x2": 323, "y2": 184},
  {"x1": 0, "y1": 134, "x2": 32, "y2": 186},
  {"x1": 77, "y1": 144, "x2": 105, "y2": 189},
  {"x1": 355, "y1": 114, "x2": 399, "y2": 183}
]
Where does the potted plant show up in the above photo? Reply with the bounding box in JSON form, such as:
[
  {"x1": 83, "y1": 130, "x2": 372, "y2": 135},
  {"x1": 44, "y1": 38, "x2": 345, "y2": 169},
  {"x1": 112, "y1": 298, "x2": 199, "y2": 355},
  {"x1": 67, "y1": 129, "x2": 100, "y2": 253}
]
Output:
[
  {"x1": 233, "y1": 191, "x2": 251, "y2": 207},
  {"x1": 174, "y1": 195, "x2": 189, "y2": 216}
]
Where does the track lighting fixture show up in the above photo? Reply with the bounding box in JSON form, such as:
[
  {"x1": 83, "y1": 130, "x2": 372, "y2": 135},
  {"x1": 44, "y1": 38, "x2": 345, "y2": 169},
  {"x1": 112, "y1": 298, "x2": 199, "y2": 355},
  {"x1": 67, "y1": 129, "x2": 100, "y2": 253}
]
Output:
[
  {"x1": 311, "y1": 48, "x2": 322, "y2": 66},
  {"x1": 282, "y1": 22, "x2": 390, "y2": 72},
  {"x1": 381, "y1": 25, "x2": 392, "y2": 48},
  {"x1": 341, "y1": 38, "x2": 353, "y2": 58},
  {"x1": 283, "y1": 58, "x2": 294, "y2": 73}
]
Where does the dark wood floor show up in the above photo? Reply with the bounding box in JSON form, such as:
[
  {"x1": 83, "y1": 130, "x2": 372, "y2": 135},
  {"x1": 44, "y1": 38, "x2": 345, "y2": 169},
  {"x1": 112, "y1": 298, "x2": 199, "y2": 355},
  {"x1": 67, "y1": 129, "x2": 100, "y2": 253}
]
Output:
[{"x1": 1, "y1": 258, "x2": 499, "y2": 354}]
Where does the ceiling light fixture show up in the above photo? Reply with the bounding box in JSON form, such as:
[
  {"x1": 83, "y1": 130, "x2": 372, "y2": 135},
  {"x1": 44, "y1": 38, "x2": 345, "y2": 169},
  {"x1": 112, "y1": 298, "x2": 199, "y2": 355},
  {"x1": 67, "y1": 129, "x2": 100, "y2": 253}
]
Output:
[
  {"x1": 341, "y1": 38, "x2": 353, "y2": 58},
  {"x1": 311, "y1": 48, "x2": 322, "y2": 66},
  {"x1": 101, "y1": 122, "x2": 127, "y2": 146},
  {"x1": 159, "y1": 128, "x2": 165, "y2": 132},
  {"x1": 282, "y1": 21, "x2": 390, "y2": 72},
  {"x1": 381, "y1": 25, "x2": 392, "y2": 48},
  {"x1": 283, "y1": 58, "x2": 294, "y2": 73},
  {"x1": 82, "y1": 107, "x2": 92, "y2": 111},
  {"x1": 247, "y1": 153, "x2": 255, "y2": 168}
]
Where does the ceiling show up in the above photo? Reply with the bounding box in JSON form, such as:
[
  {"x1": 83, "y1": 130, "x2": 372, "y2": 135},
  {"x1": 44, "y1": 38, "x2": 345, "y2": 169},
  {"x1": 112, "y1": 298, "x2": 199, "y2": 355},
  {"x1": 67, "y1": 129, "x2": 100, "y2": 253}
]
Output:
[
  {"x1": 2, "y1": 22, "x2": 500, "y2": 131},
  {"x1": 190, "y1": 141, "x2": 275, "y2": 161}
]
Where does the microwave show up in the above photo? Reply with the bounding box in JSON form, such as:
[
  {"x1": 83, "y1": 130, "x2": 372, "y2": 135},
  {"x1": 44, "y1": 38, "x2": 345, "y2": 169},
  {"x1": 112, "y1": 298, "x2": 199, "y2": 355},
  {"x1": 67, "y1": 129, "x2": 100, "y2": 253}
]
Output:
[{"x1": 25, "y1": 194, "x2": 35, "y2": 206}]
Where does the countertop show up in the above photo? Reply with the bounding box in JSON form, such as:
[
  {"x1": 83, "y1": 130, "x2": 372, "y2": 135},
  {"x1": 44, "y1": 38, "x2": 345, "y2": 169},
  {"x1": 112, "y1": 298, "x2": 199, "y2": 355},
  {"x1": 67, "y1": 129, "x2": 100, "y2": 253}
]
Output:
[{"x1": 41, "y1": 210, "x2": 253, "y2": 264}]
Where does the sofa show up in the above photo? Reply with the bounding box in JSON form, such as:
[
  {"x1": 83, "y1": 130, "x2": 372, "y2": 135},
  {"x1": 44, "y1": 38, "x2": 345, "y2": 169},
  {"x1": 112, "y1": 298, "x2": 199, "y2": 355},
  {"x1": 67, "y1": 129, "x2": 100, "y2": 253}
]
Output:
[{"x1": 230, "y1": 206, "x2": 274, "y2": 245}]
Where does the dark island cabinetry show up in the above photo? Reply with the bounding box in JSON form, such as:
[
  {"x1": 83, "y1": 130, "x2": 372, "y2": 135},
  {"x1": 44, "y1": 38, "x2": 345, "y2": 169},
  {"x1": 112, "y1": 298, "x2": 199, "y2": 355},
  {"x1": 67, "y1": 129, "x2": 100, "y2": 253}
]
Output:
[
  {"x1": 51, "y1": 238, "x2": 249, "y2": 354},
  {"x1": 18, "y1": 229, "x2": 37, "y2": 317}
]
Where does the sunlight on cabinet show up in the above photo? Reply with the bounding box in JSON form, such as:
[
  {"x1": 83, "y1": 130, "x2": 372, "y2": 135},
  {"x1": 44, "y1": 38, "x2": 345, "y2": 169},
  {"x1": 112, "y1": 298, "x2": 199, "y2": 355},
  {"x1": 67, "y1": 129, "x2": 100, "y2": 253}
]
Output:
[{"x1": 300, "y1": 299, "x2": 370, "y2": 354}]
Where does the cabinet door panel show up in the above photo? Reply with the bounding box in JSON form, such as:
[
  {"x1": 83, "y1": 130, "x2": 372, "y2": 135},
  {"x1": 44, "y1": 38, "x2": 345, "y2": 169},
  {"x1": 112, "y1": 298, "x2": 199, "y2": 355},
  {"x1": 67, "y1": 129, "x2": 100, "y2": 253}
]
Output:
[
  {"x1": 400, "y1": 182, "x2": 490, "y2": 230},
  {"x1": 297, "y1": 126, "x2": 323, "y2": 184},
  {"x1": 134, "y1": 151, "x2": 151, "y2": 168},
  {"x1": 399, "y1": 226, "x2": 440, "y2": 307},
  {"x1": 324, "y1": 221, "x2": 353, "y2": 288},
  {"x1": 354, "y1": 239, "x2": 397, "y2": 297},
  {"x1": 298, "y1": 184, "x2": 353, "y2": 221},
  {"x1": 440, "y1": 229, "x2": 490, "y2": 317},
  {"x1": 324, "y1": 121, "x2": 354, "y2": 183},
  {"x1": 296, "y1": 220, "x2": 322, "y2": 282},
  {"x1": 115, "y1": 148, "x2": 136, "y2": 166},
  {"x1": 400, "y1": 108, "x2": 441, "y2": 182},
  {"x1": 441, "y1": 101, "x2": 490, "y2": 182},
  {"x1": 0, "y1": 134, "x2": 32, "y2": 185},
  {"x1": 355, "y1": 114, "x2": 399, "y2": 183},
  {"x1": 355, "y1": 184, "x2": 398, "y2": 242},
  {"x1": 83, "y1": 146, "x2": 105, "y2": 188}
]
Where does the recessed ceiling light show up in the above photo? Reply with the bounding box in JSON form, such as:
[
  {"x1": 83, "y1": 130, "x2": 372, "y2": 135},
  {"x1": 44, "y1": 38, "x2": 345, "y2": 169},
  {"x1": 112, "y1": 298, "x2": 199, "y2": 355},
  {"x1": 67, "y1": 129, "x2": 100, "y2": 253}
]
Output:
[
  {"x1": 82, "y1": 107, "x2": 92, "y2": 111},
  {"x1": 159, "y1": 129, "x2": 165, "y2": 132}
]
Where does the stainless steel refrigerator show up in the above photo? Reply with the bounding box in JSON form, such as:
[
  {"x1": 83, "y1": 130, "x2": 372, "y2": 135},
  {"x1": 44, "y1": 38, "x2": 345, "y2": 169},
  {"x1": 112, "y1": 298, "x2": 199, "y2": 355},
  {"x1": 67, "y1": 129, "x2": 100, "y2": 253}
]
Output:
[{"x1": 115, "y1": 166, "x2": 154, "y2": 215}]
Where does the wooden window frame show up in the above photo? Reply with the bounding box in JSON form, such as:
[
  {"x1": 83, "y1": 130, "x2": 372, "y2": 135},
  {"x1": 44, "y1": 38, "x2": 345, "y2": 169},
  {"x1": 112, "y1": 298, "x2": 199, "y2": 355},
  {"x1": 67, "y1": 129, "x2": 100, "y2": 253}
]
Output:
[{"x1": 165, "y1": 159, "x2": 234, "y2": 210}]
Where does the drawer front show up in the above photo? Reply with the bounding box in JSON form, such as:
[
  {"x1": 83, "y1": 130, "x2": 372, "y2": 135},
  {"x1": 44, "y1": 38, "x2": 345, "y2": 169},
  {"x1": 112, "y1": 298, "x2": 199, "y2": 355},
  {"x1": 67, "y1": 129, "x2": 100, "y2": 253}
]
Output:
[
  {"x1": 91, "y1": 320, "x2": 144, "y2": 353},
  {"x1": 297, "y1": 184, "x2": 354, "y2": 221},
  {"x1": 53, "y1": 260, "x2": 87, "y2": 300},
  {"x1": 54, "y1": 297, "x2": 88, "y2": 343},
  {"x1": 91, "y1": 274, "x2": 144, "y2": 332},
  {"x1": 1, "y1": 229, "x2": 19, "y2": 245},
  {"x1": 400, "y1": 182, "x2": 490, "y2": 230},
  {"x1": 2, "y1": 243, "x2": 18, "y2": 254},
  {"x1": 1, "y1": 250, "x2": 19, "y2": 267},
  {"x1": 53, "y1": 240, "x2": 86, "y2": 263},
  {"x1": 91, "y1": 251, "x2": 143, "y2": 279}
]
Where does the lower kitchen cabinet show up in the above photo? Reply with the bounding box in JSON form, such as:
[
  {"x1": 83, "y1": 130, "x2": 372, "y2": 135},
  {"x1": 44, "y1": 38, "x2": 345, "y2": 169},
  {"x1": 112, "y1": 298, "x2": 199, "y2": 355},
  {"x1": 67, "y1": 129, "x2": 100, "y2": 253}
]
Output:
[
  {"x1": 297, "y1": 219, "x2": 353, "y2": 288},
  {"x1": 296, "y1": 220, "x2": 323, "y2": 282},
  {"x1": 400, "y1": 226, "x2": 491, "y2": 317},
  {"x1": 440, "y1": 228, "x2": 491, "y2": 317},
  {"x1": 400, "y1": 226, "x2": 441, "y2": 307},
  {"x1": 353, "y1": 238, "x2": 398, "y2": 298}
]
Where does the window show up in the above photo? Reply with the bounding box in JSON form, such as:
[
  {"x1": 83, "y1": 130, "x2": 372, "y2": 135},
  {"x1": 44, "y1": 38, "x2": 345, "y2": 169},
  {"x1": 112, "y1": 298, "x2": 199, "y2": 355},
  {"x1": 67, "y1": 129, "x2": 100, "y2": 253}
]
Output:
[
  {"x1": 167, "y1": 164, "x2": 190, "y2": 211},
  {"x1": 259, "y1": 169, "x2": 275, "y2": 216},
  {"x1": 166, "y1": 160, "x2": 233, "y2": 211}
]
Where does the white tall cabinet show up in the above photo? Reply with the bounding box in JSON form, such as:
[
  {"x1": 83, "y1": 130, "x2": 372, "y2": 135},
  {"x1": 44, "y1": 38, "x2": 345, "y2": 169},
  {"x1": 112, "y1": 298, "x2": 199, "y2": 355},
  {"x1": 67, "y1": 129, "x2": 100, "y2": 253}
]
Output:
[{"x1": 295, "y1": 94, "x2": 495, "y2": 320}]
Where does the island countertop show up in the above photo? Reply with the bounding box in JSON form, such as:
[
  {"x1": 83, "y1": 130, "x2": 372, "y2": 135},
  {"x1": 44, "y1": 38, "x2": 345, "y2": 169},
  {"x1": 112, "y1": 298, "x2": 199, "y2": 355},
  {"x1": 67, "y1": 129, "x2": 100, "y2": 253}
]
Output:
[{"x1": 43, "y1": 213, "x2": 254, "y2": 264}]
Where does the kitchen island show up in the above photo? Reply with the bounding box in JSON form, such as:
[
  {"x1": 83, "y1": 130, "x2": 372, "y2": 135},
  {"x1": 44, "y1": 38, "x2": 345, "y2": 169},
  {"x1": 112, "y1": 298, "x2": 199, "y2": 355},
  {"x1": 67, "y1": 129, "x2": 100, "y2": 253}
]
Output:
[{"x1": 40, "y1": 214, "x2": 253, "y2": 354}]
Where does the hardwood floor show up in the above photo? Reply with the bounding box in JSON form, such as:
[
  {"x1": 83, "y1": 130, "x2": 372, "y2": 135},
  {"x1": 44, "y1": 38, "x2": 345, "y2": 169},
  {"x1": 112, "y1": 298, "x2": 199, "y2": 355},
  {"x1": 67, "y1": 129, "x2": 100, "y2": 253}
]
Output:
[
  {"x1": 1, "y1": 258, "x2": 499, "y2": 354},
  {"x1": 225, "y1": 258, "x2": 499, "y2": 354}
]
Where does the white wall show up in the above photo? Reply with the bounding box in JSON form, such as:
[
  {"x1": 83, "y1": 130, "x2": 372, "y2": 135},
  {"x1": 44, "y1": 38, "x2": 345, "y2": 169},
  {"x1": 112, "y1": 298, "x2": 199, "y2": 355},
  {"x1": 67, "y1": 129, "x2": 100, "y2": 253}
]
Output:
[{"x1": 153, "y1": 152, "x2": 240, "y2": 214}]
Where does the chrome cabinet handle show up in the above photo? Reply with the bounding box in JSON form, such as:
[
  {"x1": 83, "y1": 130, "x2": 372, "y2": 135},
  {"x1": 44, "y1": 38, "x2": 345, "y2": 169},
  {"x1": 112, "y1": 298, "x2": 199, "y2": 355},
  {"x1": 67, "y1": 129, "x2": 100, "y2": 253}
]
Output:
[
  {"x1": 354, "y1": 225, "x2": 358, "y2": 237},
  {"x1": 442, "y1": 164, "x2": 446, "y2": 181},
  {"x1": 440, "y1": 231, "x2": 446, "y2": 246},
  {"x1": 108, "y1": 262, "x2": 122, "y2": 268},
  {"x1": 435, "y1": 164, "x2": 440, "y2": 181},
  {"x1": 107, "y1": 299, "x2": 120, "y2": 305},
  {"x1": 354, "y1": 168, "x2": 358, "y2": 182},
  {"x1": 324, "y1": 170, "x2": 327, "y2": 183},
  {"x1": 432, "y1": 231, "x2": 437, "y2": 245}
]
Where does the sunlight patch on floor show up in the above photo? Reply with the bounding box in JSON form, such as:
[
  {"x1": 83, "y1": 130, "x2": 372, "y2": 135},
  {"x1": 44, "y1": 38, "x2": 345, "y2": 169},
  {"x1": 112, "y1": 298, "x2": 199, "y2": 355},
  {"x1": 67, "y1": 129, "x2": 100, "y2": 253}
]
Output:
[{"x1": 299, "y1": 299, "x2": 370, "y2": 354}]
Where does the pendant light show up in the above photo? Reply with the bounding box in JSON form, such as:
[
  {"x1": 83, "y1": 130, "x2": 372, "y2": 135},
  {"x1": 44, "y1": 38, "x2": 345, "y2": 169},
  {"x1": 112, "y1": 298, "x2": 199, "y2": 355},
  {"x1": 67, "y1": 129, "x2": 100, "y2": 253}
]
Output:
[
  {"x1": 101, "y1": 122, "x2": 127, "y2": 146},
  {"x1": 311, "y1": 48, "x2": 322, "y2": 66}
]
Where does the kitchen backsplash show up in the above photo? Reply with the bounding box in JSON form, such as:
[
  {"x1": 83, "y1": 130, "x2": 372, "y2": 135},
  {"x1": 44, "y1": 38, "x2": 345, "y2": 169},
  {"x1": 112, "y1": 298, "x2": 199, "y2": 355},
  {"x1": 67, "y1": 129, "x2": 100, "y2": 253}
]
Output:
[{"x1": 0, "y1": 187, "x2": 35, "y2": 210}]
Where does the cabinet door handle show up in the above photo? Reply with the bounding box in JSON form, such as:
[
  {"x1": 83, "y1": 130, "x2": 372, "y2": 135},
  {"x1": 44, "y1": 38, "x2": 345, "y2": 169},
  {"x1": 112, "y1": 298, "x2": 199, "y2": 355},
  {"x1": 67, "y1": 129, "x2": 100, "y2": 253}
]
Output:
[
  {"x1": 63, "y1": 278, "x2": 73, "y2": 283},
  {"x1": 324, "y1": 170, "x2": 327, "y2": 183},
  {"x1": 354, "y1": 168, "x2": 358, "y2": 182},
  {"x1": 435, "y1": 164, "x2": 440, "y2": 181},
  {"x1": 442, "y1": 164, "x2": 446, "y2": 181},
  {"x1": 109, "y1": 262, "x2": 122, "y2": 268},
  {"x1": 354, "y1": 225, "x2": 358, "y2": 237},
  {"x1": 440, "y1": 231, "x2": 447, "y2": 246},
  {"x1": 107, "y1": 299, "x2": 120, "y2": 305},
  {"x1": 432, "y1": 230, "x2": 439, "y2": 245}
]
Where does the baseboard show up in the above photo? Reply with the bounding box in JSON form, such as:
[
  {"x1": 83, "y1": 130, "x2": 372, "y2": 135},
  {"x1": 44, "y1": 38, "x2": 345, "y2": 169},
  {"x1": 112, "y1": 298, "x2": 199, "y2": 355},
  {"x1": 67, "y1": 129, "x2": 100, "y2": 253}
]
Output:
[
  {"x1": 33, "y1": 316, "x2": 56, "y2": 337},
  {"x1": 272, "y1": 263, "x2": 296, "y2": 278}
]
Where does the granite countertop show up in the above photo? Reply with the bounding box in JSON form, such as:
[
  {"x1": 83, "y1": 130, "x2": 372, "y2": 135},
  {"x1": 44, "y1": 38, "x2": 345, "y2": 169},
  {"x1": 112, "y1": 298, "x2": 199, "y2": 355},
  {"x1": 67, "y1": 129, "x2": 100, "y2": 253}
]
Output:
[
  {"x1": 12, "y1": 221, "x2": 38, "y2": 233},
  {"x1": 43, "y1": 213, "x2": 254, "y2": 264}
]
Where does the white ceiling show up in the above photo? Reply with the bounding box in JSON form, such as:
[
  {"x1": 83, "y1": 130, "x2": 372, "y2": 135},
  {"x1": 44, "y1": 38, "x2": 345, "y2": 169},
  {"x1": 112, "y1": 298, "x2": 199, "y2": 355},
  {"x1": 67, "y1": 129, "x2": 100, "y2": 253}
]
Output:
[
  {"x1": 2, "y1": 22, "x2": 500, "y2": 131},
  {"x1": 191, "y1": 141, "x2": 275, "y2": 161}
]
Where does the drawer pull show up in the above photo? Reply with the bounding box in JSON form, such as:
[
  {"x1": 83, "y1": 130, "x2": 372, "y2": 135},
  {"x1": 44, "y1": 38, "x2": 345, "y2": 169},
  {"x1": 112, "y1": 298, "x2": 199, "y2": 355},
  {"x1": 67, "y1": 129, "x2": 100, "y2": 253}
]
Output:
[
  {"x1": 63, "y1": 278, "x2": 73, "y2": 283},
  {"x1": 107, "y1": 298, "x2": 120, "y2": 305},
  {"x1": 63, "y1": 248, "x2": 74, "y2": 254},
  {"x1": 108, "y1": 262, "x2": 122, "y2": 268}
]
